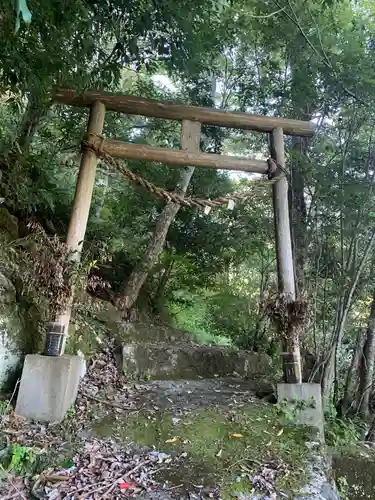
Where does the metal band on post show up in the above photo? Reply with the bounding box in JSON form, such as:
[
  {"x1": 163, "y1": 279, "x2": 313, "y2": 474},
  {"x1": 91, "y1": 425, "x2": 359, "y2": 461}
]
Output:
[{"x1": 43, "y1": 323, "x2": 65, "y2": 356}]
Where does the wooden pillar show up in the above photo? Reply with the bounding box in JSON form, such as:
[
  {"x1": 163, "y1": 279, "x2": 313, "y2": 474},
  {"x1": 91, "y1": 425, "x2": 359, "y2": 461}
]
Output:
[
  {"x1": 66, "y1": 101, "x2": 106, "y2": 254},
  {"x1": 270, "y1": 127, "x2": 302, "y2": 383},
  {"x1": 45, "y1": 101, "x2": 106, "y2": 356}
]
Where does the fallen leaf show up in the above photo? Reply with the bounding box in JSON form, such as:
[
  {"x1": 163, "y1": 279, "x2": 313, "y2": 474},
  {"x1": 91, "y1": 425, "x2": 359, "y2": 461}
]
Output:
[
  {"x1": 277, "y1": 429, "x2": 284, "y2": 437},
  {"x1": 165, "y1": 437, "x2": 179, "y2": 444},
  {"x1": 230, "y1": 433, "x2": 244, "y2": 438}
]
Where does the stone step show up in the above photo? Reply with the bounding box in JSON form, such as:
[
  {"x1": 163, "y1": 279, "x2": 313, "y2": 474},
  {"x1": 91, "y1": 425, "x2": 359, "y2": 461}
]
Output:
[
  {"x1": 117, "y1": 342, "x2": 274, "y2": 383},
  {"x1": 133, "y1": 378, "x2": 273, "y2": 411}
]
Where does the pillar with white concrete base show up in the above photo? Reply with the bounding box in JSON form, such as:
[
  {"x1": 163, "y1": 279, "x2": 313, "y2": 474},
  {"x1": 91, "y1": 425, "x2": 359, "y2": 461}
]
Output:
[
  {"x1": 15, "y1": 355, "x2": 85, "y2": 422},
  {"x1": 277, "y1": 383, "x2": 325, "y2": 441}
]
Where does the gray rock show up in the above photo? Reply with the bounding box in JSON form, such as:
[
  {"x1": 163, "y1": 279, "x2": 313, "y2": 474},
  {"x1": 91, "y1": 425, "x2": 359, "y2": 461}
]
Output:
[
  {"x1": 295, "y1": 451, "x2": 339, "y2": 500},
  {"x1": 0, "y1": 271, "x2": 16, "y2": 305}
]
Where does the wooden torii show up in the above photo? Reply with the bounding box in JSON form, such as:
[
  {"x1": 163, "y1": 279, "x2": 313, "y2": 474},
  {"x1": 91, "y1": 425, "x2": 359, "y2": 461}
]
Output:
[{"x1": 50, "y1": 88, "x2": 315, "y2": 383}]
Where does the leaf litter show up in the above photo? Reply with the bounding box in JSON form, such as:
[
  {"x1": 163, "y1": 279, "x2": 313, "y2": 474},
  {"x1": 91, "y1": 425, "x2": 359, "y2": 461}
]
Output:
[{"x1": 0, "y1": 341, "x2": 296, "y2": 499}]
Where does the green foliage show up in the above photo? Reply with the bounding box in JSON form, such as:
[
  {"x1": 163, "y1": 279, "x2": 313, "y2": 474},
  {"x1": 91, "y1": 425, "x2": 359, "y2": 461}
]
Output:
[
  {"x1": 208, "y1": 292, "x2": 259, "y2": 347},
  {"x1": 0, "y1": 0, "x2": 221, "y2": 96},
  {"x1": 325, "y1": 407, "x2": 363, "y2": 448},
  {"x1": 336, "y1": 476, "x2": 350, "y2": 500},
  {"x1": 64, "y1": 406, "x2": 76, "y2": 424},
  {"x1": 325, "y1": 418, "x2": 361, "y2": 448},
  {"x1": 169, "y1": 289, "x2": 232, "y2": 346},
  {"x1": 7, "y1": 444, "x2": 36, "y2": 474},
  {"x1": 275, "y1": 398, "x2": 316, "y2": 424},
  {"x1": 0, "y1": 400, "x2": 10, "y2": 418}
]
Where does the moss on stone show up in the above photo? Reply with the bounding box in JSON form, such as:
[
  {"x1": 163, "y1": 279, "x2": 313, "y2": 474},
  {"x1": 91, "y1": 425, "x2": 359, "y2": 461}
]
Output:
[
  {"x1": 332, "y1": 448, "x2": 375, "y2": 499},
  {"x1": 92, "y1": 403, "x2": 311, "y2": 497}
]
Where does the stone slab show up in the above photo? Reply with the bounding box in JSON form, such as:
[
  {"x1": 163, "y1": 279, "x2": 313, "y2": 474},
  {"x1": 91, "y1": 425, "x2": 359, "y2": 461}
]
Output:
[
  {"x1": 277, "y1": 383, "x2": 324, "y2": 441},
  {"x1": 296, "y1": 442, "x2": 339, "y2": 500},
  {"x1": 120, "y1": 342, "x2": 273, "y2": 382},
  {"x1": 15, "y1": 354, "x2": 85, "y2": 422}
]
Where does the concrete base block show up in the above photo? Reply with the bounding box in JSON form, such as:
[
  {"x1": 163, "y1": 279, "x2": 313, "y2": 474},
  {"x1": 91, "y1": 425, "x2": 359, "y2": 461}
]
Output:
[
  {"x1": 277, "y1": 383, "x2": 324, "y2": 441},
  {"x1": 15, "y1": 354, "x2": 85, "y2": 422}
]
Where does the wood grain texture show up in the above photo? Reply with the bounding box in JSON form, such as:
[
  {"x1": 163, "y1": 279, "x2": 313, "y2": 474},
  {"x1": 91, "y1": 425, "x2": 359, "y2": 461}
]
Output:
[
  {"x1": 53, "y1": 88, "x2": 315, "y2": 137},
  {"x1": 92, "y1": 137, "x2": 269, "y2": 174}
]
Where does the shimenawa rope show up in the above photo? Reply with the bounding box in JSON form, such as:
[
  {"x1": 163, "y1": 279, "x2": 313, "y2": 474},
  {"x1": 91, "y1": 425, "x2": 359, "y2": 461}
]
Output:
[{"x1": 81, "y1": 133, "x2": 283, "y2": 212}]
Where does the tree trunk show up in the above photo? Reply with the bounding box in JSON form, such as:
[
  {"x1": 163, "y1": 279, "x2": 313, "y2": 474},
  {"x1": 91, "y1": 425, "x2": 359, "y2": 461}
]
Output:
[
  {"x1": 342, "y1": 328, "x2": 366, "y2": 415},
  {"x1": 359, "y1": 290, "x2": 375, "y2": 418},
  {"x1": 289, "y1": 136, "x2": 308, "y2": 296},
  {"x1": 321, "y1": 348, "x2": 335, "y2": 406},
  {"x1": 17, "y1": 93, "x2": 49, "y2": 155},
  {"x1": 115, "y1": 202, "x2": 184, "y2": 312},
  {"x1": 115, "y1": 120, "x2": 201, "y2": 314},
  {"x1": 321, "y1": 229, "x2": 375, "y2": 406},
  {"x1": 152, "y1": 254, "x2": 175, "y2": 311},
  {"x1": 366, "y1": 415, "x2": 375, "y2": 442},
  {"x1": 1, "y1": 93, "x2": 49, "y2": 175}
]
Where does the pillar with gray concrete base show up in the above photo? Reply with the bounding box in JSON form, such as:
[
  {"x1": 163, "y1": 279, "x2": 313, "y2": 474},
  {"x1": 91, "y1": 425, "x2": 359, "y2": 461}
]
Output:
[
  {"x1": 277, "y1": 383, "x2": 324, "y2": 441},
  {"x1": 15, "y1": 101, "x2": 104, "y2": 422},
  {"x1": 15, "y1": 355, "x2": 85, "y2": 422}
]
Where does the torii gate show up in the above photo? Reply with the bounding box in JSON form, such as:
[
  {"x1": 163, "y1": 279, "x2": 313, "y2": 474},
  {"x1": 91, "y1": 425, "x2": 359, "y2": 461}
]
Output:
[
  {"x1": 48, "y1": 89, "x2": 314, "y2": 385},
  {"x1": 16, "y1": 89, "x2": 314, "y2": 422},
  {"x1": 14, "y1": 89, "x2": 315, "y2": 423}
]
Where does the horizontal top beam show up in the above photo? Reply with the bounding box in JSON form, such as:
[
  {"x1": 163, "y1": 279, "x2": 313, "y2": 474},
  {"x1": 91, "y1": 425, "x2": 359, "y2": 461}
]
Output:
[{"x1": 53, "y1": 88, "x2": 315, "y2": 137}]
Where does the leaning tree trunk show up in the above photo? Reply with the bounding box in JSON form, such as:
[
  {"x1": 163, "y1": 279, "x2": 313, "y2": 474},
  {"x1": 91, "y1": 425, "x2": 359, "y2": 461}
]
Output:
[
  {"x1": 115, "y1": 201, "x2": 187, "y2": 313},
  {"x1": 115, "y1": 121, "x2": 201, "y2": 315},
  {"x1": 359, "y1": 290, "x2": 375, "y2": 418}
]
